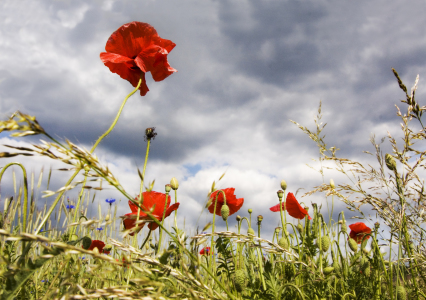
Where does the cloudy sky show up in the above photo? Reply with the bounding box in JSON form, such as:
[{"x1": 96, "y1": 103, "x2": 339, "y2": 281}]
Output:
[{"x1": 1, "y1": 0, "x2": 425, "y2": 240}]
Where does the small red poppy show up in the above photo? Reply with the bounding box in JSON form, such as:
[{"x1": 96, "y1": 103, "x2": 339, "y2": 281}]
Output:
[
  {"x1": 199, "y1": 247, "x2": 212, "y2": 255},
  {"x1": 122, "y1": 191, "x2": 180, "y2": 235},
  {"x1": 349, "y1": 222, "x2": 371, "y2": 244},
  {"x1": 285, "y1": 193, "x2": 312, "y2": 220},
  {"x1": 100, "y1": 21, "x2": 177, "y2": 96},
  {"x1": 208, "y1": 188, "x2": 244, "y2": 216},
  {"x1": 86, "y1": 240, "x2": 105, "y2": 252}
]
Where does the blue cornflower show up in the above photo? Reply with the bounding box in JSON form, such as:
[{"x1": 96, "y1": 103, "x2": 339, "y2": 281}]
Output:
[
  {"x1": 105, "y1": 198, "x2": 116, "y2": 204},
  {"x1": 66, "y1": 205, "x2": 75, "y2": 209},
  {"x1": 80, "y1": 257, "x2": 86, "y2": 260},
  {"x1": 96, "y1": 227, "x2": 103, "y2": 231},
  {"x1": 41, "y1": 279, "x2": 48, "y2": 283}
]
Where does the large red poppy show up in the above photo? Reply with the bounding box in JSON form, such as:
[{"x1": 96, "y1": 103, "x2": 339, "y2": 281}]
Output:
[
  {"x1": 122, "y1": 191, "x2": 180, "y2": 235},
  {"x1": 349, "y1": 222, "x2": 371, "y2": 244},
  {"x1": 208, "y1": 188, "x2": 244, "y2": 216},
  {"x1": 86, "y1": 240, "x2": 105, "y2": 252},
  {"x1": 285, "y1": 193, "x2": 312, "y2": 220},
  {"x1": 100, "y1": 22, "x2": 177, "y2": 96}
]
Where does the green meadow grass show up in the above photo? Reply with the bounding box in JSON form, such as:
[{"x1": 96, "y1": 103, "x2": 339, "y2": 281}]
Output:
[{"x1": 0, "y1": 69, "x2": 425, "y2": 299}]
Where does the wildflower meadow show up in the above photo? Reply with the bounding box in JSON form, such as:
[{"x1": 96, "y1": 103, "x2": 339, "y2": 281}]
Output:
[{"x1": 1, "y1": 21, "x2": 426, "y2": 300}]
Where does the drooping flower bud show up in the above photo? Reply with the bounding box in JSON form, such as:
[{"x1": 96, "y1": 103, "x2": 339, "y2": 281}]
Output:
[
  {"x1": 278, "y1": 237, "x2": 289, "y2": 250},
  {"x1": 170, "y1": 177, "x2": 179, "y2": 190},
  {"x1": 320, "y1": 236, "x2": 330, "y2": 252},
  {"x1": 234, "y1": 270, "x2": 247, "y2": 292},
  {"x1": 296, "y1": 223, "x2": 303, "y2": 234},
  {"x1": 280, "y1": 180, "x2": 287, "y2": 191},
  {"x1": 247, "y1": 227, "x2": 255, "y2": 236},
  {"x1": 385, "y1": 153, "x2": 397, "y2": 171},
  {"x1": 396, "y1": 286, "x2": 407, "y2": 300},
  {"x1": 165, "y1": 184, "x2": 172, "y2": 193},
  {"x1": 221, "y1": 204, "x2": 230, "y2": 221},
  {"x1": 323, "y1": 266, "x2": 334, "y2": 276},
  {"x1": 348, "y1": 238, "x2": 358, "y2": 252}
]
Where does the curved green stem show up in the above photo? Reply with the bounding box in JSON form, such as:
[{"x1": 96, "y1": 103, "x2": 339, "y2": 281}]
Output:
[
  {"x1": 90, "y1": 76, "x2": 143, "y2": 153},
  {"x1": 140, "y1": 229, "x2": 152, "y2": 250},
  {"x1": 282, "y1": 283, "x2": 305, "y2": 300}
]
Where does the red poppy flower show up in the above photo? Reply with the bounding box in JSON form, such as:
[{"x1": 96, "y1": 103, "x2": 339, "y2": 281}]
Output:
[
  {"x1": 122, "y1": 191, "x2": 180, "y2": 235},
  {"x1": 199, "y1": 247, "x2": 212, "y2": 255},
  {"x1": 349, "y1": 222, "x2": 372, "y2": 244},
  {"x1": 208, "y1": 188, "x2": 244, "y2": 216},
  {"x1": 100, "y1": 21, "x2": 177, "y2": 96},
  {"x1": 286, "y1": 193, "x2": 312, "y2": 220},
  {"x1": 86, "y1": 240, "x2": 105, "y2": 252}
]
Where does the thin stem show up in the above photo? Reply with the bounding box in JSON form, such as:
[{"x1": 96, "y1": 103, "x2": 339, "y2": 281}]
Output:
[{"x1": 157, "y1": 190, "x2": 170, "y2": 253}]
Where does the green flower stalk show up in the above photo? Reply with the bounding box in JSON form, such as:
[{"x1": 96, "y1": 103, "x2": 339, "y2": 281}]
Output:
[
  {"x1": 157, "y1": 184, "x2": 172, "y2": 252},
  {"x1": 170, "y1": 177, "x2": 179, "y2": 228}
]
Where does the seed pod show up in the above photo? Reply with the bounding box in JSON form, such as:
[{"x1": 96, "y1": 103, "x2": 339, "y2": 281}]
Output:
[
  {"x1": 320, "y1": 236, "x2": 330, "y2": 252},
  {"x1": 385, "y1": 153, "x2": 397, "y2": 171},
  {"x1": 247, "y1": 227, "x2": 255, "y2": 236},
  {"x1": 105, "y1": 214, "x2": 110, "y2": 222},
  {"x1": 82, "y1": 236, "x2": 92, "y2": 250},
  {"x1": 234, "y1": 270, "x2": 247, "y2": 292},
  {"x1": 323, "y1": 266, "x2": 334, "y2": 276},
  {"x1": 348, "y1": 238, "x2": 358, "y2": 252},
  {"x1": 278, "y1": 237, "x2": 289, "y2": 250},
  {"x1": 165, "y1": 184, "x2": 172, "y2": 193},
  {"x1": 221, "y1": 204, "x2": 230, "y2": 221},
  {"x1": 396, "y1": 286, "x2": 406, "y2": 300}
]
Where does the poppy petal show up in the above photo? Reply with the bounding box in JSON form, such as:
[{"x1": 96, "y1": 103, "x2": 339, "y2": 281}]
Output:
[
  {"x1": 270, "y1": 203, "x2": 285, "y2": 212},
  {"x1": 208, "y1": 188, "x2": 244, "y2": 216},
  {"x1": 105, "y1": 22, "x2": 158, "y2": 59},
  {"x1": 286, "y1": 193, "x2": 312, "y2": 220},
  {"x1": 123, "y1": 213, "x2": 145, "y2": 236},
  {"x1": 148, "y1": 203, "x2": 180, "y2": 230}
]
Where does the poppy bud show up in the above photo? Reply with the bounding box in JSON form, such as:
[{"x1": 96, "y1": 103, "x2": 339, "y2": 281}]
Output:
[
  {"x1": 170, "y1": 177, "x2": 179, "y2": 190},
  {"x1": 296, "y1": 223, "x2": 303, "y2": 234},
  {"x1": 362, "y1": 248, "x2": 369, "y2": 255},
  {"x1": 105, "y1": 214, "x2": 110, "y2": 222},
  {"x1": 320, "y1": 236, "x2": 330, "y2": 252},
  {"x1": 277, "y1": 190, "x2": 284, "y2": 198},
  {"x1": 236, "y1": 215, "x2": 241, "y2": 222},
  {"x1": 145, "y1": 127, "x2": 157, "y2": 140},
  {"x1": 221, "y1": 204, "x2": 230, "y2": 221},
  {"x1": 323, "y1": 266, "x2": 334, "y2": 276},
  {"x1": 396, "y1": 286, "x2": 407, "y2": 300},
  {"x1": 234, "y1": 269, "x2": 247, "y2": 292},
  {"x1": 247, "y1": 227, "x2": 255, "y2": 236},
  {"x1": 330, "y1": 179, "x2": 335, "y2": 189},
  {"x1": 385, "y1": 153, "x2": 397, "y2": 171},
  {"x1": 257, "y1": 215, "x2": 263, "y2": 222},
  {"x1": 341, "y1": 221, "x2": 347, "y2": 234},
  {"x1": 70, "y1": 234, "x2": 79, "y2": 241},
  {"x1": 165, "y1": 184, "x2": 172, "y2": 193},
  {"x1": 348, "y1": 238, "x2": 358, "y2": 252},
  {"x1": 280, "y1": 180, "x2": 287, "y2": 191},
  {"x1": 82, "y1": 236, "x2": 92, "y2": 250},
  {"x1": 93, "y1": 247, "x2": 100, "y2": 254},
  {"x1": 278, "y1": 237, "x2": 289, "y2": 250},
  {"x1": 275, "y1": 227, "x2": 281, "y2": 233},
  {"x1": 248, "y1": 208, "x2": 253, "y2": 214}
]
